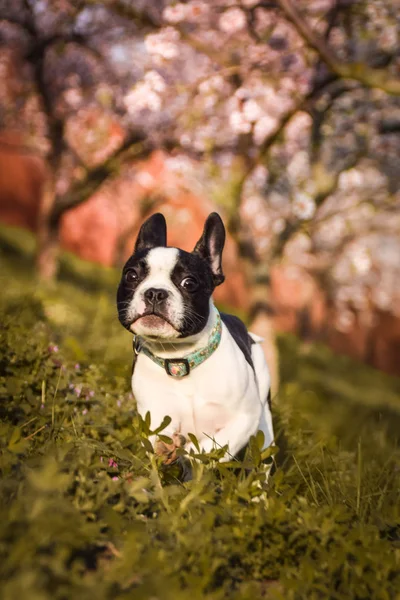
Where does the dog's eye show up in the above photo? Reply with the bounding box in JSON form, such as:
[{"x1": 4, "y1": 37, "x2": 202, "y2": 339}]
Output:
[
  {"x1": 125, "y1": 269, "x2": 138, "y2": 283},
  {"x1": 181, "y1": 277, "x2": 198, "y2": 292}
]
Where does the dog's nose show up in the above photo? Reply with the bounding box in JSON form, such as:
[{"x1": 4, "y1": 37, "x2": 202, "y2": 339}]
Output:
[{"x1": 144, "y1": 288, "x2": 169, "y2": 305}]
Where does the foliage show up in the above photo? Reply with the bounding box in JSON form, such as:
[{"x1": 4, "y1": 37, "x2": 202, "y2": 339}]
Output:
[{"x1": 1, "y1": 228, "x2": 400, "y2": 599}]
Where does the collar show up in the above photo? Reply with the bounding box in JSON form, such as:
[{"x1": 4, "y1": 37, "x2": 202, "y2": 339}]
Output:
[{"x1": 133, "y1": 311, "x2": 222, "y2": 378}]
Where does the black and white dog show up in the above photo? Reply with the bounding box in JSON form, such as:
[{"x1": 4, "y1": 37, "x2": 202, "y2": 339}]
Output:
[{"x1": 117, "y1": 212, "x2": 274, "y2": 461}]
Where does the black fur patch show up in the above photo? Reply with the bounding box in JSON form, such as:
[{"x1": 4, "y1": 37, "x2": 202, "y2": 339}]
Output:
[
  {"x1": 170, "y1": 249, "x2": 215, "y2": 337},
  {"x1": 116, "y1": 249, "x2": 151, "y2": 330},
  {"x1": 267, "y1": 388, "x2": 272, "y2": 410},
  {"x1": 220, "y1": 313, "x2": 255, "y2": 371}
]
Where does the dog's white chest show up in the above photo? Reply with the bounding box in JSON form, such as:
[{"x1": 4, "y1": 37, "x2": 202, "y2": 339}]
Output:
[{"x1": 131, "y1": 323, "x2": 261, "y2": 447}]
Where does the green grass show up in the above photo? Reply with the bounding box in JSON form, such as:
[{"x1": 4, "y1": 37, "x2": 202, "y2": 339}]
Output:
[{"x1": 1, "y1": 224, "x2": 400, "y2": 600}]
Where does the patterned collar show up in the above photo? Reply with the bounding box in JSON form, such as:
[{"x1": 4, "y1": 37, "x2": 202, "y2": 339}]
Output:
[{"x1": 133, "y1": 311, "x2": 222, "y2": 378}]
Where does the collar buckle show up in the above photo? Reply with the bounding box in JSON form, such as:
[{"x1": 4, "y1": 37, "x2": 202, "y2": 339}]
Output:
[{"x1": 165, "y1": 358, "x2": 191, "y2": 378}]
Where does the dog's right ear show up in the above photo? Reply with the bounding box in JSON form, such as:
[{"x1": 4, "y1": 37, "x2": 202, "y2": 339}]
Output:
[
  {"x1": 193, "y1": 212, "x2": 225, "y2": 286},
  {"x1": 134, "y1": 213, "x2": 167, "y2": 252}
]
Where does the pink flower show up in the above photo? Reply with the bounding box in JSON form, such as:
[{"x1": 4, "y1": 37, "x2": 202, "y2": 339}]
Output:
[
  {"x1": 108, "y1": 458, "x2": 118, "y2": 469},
  {"x1": 48, "y1": 344, "x2": 59, "y2": 353},
  {"x1": 292, "y1": 193, "x2": 316, "y2": 220},
  {"x1": 145, "y1": 28, "x2": 179, "y2": 60},
  {"x1": 253, "y1": 115, "x2": 277, "y2": 145},
  {"x1": 229, "y1": 110, "x2": 252, "y2": 134},
  {"x1": 219, "y1": 8, "x2": 246, "y2": 34},
  {"x1": 163, "y1": 3, "x2": 187, "y2": 23}
]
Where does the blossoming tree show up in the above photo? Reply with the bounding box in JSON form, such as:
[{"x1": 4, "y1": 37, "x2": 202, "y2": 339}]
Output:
[{"x1": 0, "y1": 0, "x2": 399, "y2": 348}]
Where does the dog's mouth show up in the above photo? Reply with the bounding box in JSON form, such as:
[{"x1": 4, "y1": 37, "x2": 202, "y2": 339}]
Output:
[{"x1": 131, "y1": 310, "x2": 177, "y2": 332}]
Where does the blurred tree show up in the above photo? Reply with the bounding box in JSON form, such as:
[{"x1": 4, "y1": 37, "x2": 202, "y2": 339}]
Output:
[{"x1": 0, "y1": 0, "x2": 399, "y2": 368}]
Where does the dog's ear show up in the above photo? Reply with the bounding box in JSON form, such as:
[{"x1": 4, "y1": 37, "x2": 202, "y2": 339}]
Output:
[
  {"x1": 193, "y1": 212, "x2": 225, "y2": 286},
  {"x1": 134, "y1": 213, "x2": 167, "y2": 252}
]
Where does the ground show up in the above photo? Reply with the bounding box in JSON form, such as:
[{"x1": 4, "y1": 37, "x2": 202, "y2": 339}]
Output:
[{"x1": 0, "y1": 224, "x2": 400, "y2": 600}]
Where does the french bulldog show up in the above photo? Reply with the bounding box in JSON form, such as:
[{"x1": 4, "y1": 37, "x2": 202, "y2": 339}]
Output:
[{"x1": 117, "y1": 212, "x2": 274, "y2": 463}]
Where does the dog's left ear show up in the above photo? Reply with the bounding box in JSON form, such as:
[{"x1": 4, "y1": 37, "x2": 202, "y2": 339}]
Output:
[
  {"x1": 134, "y1": 213, "x2": 167, "y2": 252},
  {"x1": 193, "y1": 212, "x2": 225, "y2": 286}
]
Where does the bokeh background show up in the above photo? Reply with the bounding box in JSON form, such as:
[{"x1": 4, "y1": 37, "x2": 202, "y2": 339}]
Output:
[{"x1": 0, "y1": 0, "x2": 399, "y2": 380}]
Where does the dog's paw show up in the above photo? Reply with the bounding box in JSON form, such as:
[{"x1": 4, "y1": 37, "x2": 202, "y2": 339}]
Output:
[
  {"x1": 172, "y1": 433, "x2": 187, "y2": 448},
  {"x1": 154, "y1": 433, "x2": 187, "y2": 465}
]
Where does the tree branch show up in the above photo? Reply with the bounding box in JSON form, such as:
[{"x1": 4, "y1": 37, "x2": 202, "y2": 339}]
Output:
[
  {"x1": 94, "y1": 0, "x2": 161, "y2": 28},
  {"x1": 277, "y1": 0, "x2": 400, "y2": 96},
  {"x1": 49, "y1": 133, "x2": 150, "y2": 225}
]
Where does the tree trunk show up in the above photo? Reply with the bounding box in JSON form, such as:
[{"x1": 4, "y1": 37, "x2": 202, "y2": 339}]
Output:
[
  {"x1": 248, "y1": 263, "x2": 280, "y2": 399},
  {"x1": 35, "y1": 176, "x2": 60, "y2": 280},
  {"x1": 36, "y1": 221, "x2": 60, "y2": 279}
]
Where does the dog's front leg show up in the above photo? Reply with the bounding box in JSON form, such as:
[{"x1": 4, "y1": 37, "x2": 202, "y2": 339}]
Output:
[
  {"x1": 190, "y1": 409, "x2": 262, "y2": 462},
  {"x1": 153, "y1": 433, "x2": 186, "y2": 465}
]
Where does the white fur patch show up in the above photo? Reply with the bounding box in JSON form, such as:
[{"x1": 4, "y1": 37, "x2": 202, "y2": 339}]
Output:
[
  {"x1": 127, "y1": 247, "x2": 184, "y2": 338},
  {"x1": 249, "y1": 332, "x2": 264, "y2": 343}
]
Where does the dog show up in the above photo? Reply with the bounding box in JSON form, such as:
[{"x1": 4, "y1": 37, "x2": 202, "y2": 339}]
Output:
[{"x1": 117, "y1": 212, "x2": 274, "y2": 464}]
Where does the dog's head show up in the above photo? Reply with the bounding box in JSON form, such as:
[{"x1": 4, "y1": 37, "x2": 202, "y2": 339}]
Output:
[{"x1": 117, "y1": 212, "x2": 225, "y2": 339}]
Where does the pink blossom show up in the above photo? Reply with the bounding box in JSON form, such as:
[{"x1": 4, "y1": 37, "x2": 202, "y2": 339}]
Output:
[
  {"x1": 229, "y1": 110, "x2": 252, "y2": 134},
  {"x1": 285, "y1": 111, "x2": 312, "y2": 143},
  {"x1": 186, "y1": 2, "x2": 209, "y2": 20},
  {"x1": 123, "y1": 71, "x2": 166, "y2": 115},
  {"x1": 124, "y1": 83, "x2": 162, "y2": 114},
  {"x1": 348, "y1": 244, "x2": 372, "y2": 275},
  {"x1": 251, "y1": 165, "x2": 268, "y2": 187},
  {"x1": 338, "y1": 168, "x2": 364, "y2": 191},
  {"x1": 108, "y1": 458, "x2": 118, "y2": 469},
  {"x1": 243, "y1": 99, "x2": 264, "y2": 123},
  {"x1": 163, "y1": 3, "x2": 188, "y2": 23},
  {"x1": 145, "y1": 28, "x2": 180, "y2": 61},
  {"x1": 242, "y1": 195, "x2": 263, "y2": 218},
  {"x1": 292, "y1": 193, "x2": 316, "y2": 220},
  {"x1": 163, "y1": 1, "x2": 209, "y2": 23},
  {"x1": 144, "y1": 71, "x2": 166, "y2": 93},
  {"x1": 63, "y1": 88, "x2": 82, "y2": 109},
  {"x1": 287, "y1": 151, "x2": 310, "y2": 184},
  {"x1": 136, "y1": 171, "x2": 155, "y2": 188},
  {"x1": 253, "y1": 115, "x2": 277, "y2": 145},
  {"x1": 335, "y1": 309, "x2": 355, "y2": 333},
  {"x1": 198, "y1": 75, "x2": 225, "y2": 95},
  {"x1": 219, "y1": 8, "x2": 246, "y2": 34}
]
